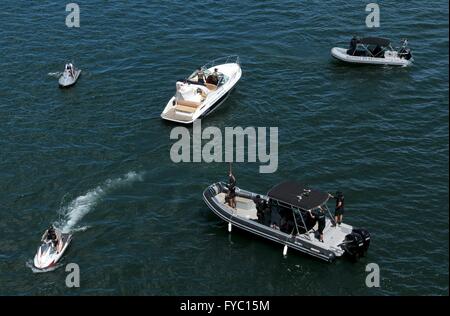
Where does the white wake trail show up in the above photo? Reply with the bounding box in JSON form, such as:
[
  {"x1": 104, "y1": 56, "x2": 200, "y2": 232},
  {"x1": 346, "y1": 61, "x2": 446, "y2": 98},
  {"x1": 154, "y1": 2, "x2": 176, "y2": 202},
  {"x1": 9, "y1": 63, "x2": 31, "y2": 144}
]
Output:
[
  {"x1": 58, "y1": 171, "x2": 144, "y2": 233},
  {"x1": 48, "y1": 72, "x2": 62, "y2": 78}
]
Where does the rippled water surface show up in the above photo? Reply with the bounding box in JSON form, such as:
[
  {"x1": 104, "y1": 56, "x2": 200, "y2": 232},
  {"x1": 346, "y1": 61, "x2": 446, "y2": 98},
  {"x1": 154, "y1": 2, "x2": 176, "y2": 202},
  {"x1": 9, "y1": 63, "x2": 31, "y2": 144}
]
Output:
[{"x1": 0, "y1": 1, "x2": 448, "y2": 295}]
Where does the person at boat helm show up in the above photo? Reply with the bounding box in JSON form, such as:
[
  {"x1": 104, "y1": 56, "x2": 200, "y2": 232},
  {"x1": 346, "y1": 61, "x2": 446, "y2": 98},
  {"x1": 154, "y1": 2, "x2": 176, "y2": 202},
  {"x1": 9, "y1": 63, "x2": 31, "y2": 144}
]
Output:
[
  {"x1": 227, "y1": 171, "x2": 237, "y2": 209},
  {"x1": 348, "y1": 36, "x2": 359, "y2": 55},
  {"x1": 207, "y1": 68, "x2": 220, "y2": 85},
  {"x1": 329, "y1": 191, "x2": 345, "y2": 226},
  {"x1": 254, "y1": 195, "x2": 266, "y2": 223},
  {"x1": 213, "y1": 67, "x2": 219, "y2": 79},
  {"x1": 196, "y1": 68, "x2": 206, "y2": 84}
]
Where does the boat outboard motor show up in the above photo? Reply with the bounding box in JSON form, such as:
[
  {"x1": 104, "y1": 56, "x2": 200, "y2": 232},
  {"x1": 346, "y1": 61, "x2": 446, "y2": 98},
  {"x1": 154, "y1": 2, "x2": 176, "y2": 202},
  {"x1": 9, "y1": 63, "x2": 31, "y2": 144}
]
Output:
[
  {"x1": 352, "y1": 228, "x2": 371, "y2": 253},
  {"x1": 342, "y1": 230, "x2": 365, "y2": 260},
  {"x1": 398, "y1": 47, "x2": 412, "y2": 60},
  {"x1": 398, "y1": 39, "x2": 412, "y2": 60}
]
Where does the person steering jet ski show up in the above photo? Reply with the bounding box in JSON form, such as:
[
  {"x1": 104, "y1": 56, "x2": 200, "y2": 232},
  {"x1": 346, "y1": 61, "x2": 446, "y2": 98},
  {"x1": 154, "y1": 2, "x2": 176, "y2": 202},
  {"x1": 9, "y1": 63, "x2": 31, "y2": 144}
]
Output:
[
  {"x1": 65, "y1": 63, "x2": 75, "y2": 78},
  {"x1": 43, "y1": 225, "x2": 62, "y2": 252}
]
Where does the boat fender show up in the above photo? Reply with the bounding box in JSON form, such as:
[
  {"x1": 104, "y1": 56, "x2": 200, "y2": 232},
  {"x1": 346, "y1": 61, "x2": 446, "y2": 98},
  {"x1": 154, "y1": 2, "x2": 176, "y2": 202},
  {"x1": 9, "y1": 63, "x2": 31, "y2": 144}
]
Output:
[
  {"x1": 283, "y1": 245, "x2": 288, "y2": 256},
  {"x1": 228, "y1": 222, "x2": 232, "y2": 233}
]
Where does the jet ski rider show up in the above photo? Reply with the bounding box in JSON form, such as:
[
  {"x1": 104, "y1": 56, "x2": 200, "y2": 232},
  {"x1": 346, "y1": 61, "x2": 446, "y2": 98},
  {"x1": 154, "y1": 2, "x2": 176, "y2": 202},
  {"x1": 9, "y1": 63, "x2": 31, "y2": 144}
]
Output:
[
  {"x1": 46, "y1": 225, "x2": 59, "y2": 248},
  {"x1": 66, "y1": 63, "x2": 75, "y2": 78}
]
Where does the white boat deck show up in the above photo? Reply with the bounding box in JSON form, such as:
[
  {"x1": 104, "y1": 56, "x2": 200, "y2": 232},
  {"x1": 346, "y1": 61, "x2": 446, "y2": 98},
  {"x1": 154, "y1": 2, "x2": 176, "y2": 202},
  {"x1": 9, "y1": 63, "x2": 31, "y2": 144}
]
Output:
[
  {"x1": 161, "y1": 60, "x2": 241, "y2": 124},
  {"x1": 215, "y1": 193, "x2": 258, "y2": 220},
  {"x1": 162, "y1": 106, "x2": 196, "y2": 122},
  {"x1": 320, "y1": 220, "x2": 352, "y2": 248}
]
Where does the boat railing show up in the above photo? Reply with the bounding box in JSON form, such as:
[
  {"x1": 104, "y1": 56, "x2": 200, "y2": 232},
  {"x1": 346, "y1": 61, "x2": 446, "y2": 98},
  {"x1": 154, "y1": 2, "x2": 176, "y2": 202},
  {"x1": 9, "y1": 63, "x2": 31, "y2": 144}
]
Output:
[{"x1": 201, "y1": 55, "x2": 240, "y2": 70}]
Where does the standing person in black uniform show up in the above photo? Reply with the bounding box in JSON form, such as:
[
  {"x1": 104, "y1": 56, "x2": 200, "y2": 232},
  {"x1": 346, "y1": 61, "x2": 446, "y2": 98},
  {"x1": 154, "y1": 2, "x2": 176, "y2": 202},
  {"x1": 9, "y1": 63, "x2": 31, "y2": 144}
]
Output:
[
  {"x1": 317, "y1": 207, "x2": 326, "y2": 242},
  {"x1": 254, "y1": 195, "x2": 266, "y2": 223},
  {"x1": 227, "y1": 169, "x2": 237, "y2": 209},
  {"x1": 309, "y1": 207, "x2": 326, "y2": 242},
  {"x1": 348, "y1": 36, "x2": 358, "y2": 55},
  {"x1": 330, "y1": 191, "x2": 345, "y2": 226}
]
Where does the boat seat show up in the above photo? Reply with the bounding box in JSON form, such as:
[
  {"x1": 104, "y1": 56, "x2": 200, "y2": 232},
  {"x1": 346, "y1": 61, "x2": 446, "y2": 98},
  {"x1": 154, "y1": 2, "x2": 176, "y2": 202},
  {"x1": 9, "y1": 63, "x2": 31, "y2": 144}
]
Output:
[
  {"x1": 205, "y1": 83, "x2": 217, "y2": 91},
  {"x1": 176, "y1": 99, "x2": 201, "y2": 108},
  {"x1": 176, "y1": 105, "x2": 197, "y2": 113}
]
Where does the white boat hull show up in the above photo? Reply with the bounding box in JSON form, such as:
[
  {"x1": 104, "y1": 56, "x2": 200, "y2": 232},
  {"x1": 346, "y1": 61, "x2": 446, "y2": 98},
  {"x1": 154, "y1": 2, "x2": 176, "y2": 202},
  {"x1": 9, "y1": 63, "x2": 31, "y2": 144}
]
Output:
[
  {"x1": 203, "y1": 182, "x2": 371, "y2": 262},
  {"x1": 161, "y1": 60, "x2": 241, "y2": 124},
  {"x1": 59, "y1": 69, "x2": 81, "y2": 87},
  {"x1": 33, "y1": 231, "x2": 72, "y2": 269},
  {"x1": 331, "y1": 47, "x2": 412, "y2": 67}
]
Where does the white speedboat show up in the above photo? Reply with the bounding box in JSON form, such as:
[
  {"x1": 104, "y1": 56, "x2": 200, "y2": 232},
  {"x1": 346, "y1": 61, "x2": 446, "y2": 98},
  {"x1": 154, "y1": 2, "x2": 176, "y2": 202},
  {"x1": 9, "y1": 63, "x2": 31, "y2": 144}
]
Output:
[
  {"x1": 33, "y1": 226, "x2": 72, "y2": 270},
  {"x1": 59, "y1": 63, "x2": 81, "y2": 88},
  {"x1": 331, "y1": 37, "x2": 413, "y2": 67},
  {"x1": 203, "y1": 181, "x2": 370, "y2": 262},
  {"x1": 161, "y1": 56, "x2": 242, "y2": 124}
]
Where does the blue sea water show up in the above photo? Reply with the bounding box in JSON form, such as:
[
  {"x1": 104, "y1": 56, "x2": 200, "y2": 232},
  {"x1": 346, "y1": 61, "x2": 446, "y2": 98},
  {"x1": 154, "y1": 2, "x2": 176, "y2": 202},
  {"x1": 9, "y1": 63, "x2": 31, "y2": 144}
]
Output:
[{"x1": 0, "y1": 1, "x2": 448, "y2": 295}]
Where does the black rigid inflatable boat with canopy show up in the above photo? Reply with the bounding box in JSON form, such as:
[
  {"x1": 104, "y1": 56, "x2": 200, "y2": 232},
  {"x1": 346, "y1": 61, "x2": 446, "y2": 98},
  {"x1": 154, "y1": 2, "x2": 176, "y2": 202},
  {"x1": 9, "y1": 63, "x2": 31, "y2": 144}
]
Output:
[{"x1": 203, "y1": 180, "x2": 370, "y2": 262}]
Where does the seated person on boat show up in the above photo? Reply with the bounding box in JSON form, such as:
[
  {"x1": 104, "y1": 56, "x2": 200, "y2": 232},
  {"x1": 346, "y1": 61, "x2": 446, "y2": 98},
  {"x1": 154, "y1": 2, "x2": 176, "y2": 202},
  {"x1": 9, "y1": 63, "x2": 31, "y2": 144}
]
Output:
[
  {"x1": 206, "y1": 68, "x2": 220, "y2": 85},
  {"x1": 187, "y1": 67, "x2": 222, "y2": 91}
]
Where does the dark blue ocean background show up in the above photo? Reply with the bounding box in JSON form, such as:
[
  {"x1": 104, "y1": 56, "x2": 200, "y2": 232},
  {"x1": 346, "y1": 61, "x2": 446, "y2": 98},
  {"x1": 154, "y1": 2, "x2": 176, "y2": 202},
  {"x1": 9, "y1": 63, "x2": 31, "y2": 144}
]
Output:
[{"x1": 0, "y1": 1, "x2": 448, "y2": 295}]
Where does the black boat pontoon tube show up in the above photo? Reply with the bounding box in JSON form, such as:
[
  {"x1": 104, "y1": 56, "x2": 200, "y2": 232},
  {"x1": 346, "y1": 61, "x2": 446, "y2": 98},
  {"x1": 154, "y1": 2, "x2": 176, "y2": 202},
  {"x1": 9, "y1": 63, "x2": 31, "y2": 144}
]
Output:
[{"x1": 203, "y1": 181, "x2": 371, "y2": 262}]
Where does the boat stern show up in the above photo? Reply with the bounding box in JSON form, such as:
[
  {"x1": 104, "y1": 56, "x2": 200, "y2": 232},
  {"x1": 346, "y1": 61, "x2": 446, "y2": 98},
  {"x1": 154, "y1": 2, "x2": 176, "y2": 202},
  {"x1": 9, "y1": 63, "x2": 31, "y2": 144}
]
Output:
[
  {"x1": 160, "y1": 96, "x2": 197, "y2": 124},
  {"x1": 340, "y1": 228, "x2": 371, "y2": 260}
]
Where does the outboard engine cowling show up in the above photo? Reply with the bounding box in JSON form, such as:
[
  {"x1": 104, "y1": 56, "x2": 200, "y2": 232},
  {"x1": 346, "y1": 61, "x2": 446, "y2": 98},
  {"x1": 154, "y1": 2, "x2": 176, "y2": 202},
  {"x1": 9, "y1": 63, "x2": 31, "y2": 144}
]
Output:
[
  {"x1": 352, "y1": 228, "x2": 371, "y2": 254},
  {"x1": 398, "y1": 47, "x2": 412, "y2": 60},
  {"x1": 342, "y1": 230, "x2": 366, "y2": 261}
]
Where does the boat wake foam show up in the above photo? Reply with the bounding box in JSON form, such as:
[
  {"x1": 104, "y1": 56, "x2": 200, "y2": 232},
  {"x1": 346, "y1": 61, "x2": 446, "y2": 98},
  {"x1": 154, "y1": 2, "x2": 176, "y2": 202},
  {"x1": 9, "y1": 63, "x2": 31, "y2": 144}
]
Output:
[
  {"x1": 26, "y1": 259, "x2": 61, "y2": 273},
  {"x1": 48, "y1": 72, "x2": 62, "y2": 78},
  {"x1": 57, "y1": 171, "x2": 144, "y2": 233}
]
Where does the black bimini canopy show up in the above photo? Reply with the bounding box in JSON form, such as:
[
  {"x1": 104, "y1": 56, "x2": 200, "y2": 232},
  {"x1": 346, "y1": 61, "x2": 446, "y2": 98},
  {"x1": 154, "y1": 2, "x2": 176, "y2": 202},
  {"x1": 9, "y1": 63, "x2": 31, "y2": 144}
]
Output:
[
  {"x1": 360, "y1": 37, "x2": 391, "y2": 47},
  {"x1": 267, "y1": 181, "x2": 330, "y2": 211}
]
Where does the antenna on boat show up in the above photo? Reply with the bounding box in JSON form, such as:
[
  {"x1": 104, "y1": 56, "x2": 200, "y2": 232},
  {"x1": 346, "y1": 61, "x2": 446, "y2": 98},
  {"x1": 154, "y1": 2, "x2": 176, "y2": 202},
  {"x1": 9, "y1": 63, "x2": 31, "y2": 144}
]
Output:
[{"x1": 228, "y1": 162, "x2": 234, "y2": 233}]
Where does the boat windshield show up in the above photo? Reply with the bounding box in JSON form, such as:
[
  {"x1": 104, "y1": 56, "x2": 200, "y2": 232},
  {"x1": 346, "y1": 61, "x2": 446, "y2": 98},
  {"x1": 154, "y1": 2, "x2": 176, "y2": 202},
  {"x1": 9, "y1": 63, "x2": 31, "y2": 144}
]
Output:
[{"x1": 201, "y1": 55, "x2": 240, "y2": 70}]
